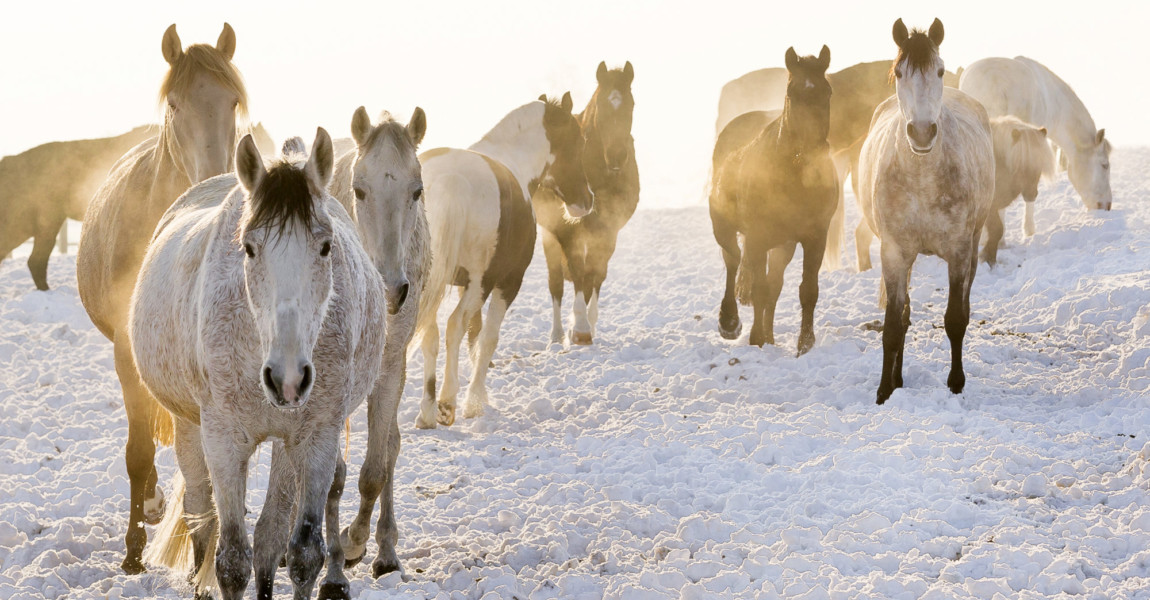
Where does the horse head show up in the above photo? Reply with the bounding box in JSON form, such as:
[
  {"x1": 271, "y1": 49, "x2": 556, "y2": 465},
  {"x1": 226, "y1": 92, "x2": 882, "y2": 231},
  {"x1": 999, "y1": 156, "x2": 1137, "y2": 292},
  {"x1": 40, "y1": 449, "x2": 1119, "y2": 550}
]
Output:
[
  {"x1": 160, "y1": 23, "x2": 248, "y2": 184},
  {"x1": 349, "y1": 106, "x2": 426, "y2": 314},
  {"x1": 891, "y1": 18, "x2": 946, "y2": 154},
  {"x1": 783, "y1": 46, "x2": 832, "y2": 143},
  {"x1": 589, "y1": 61, "x2": 636, "y2": 176},
  {"x1": 541, "y1": 92, "x2": 594, "y2": 217},
  {"x1": 1069, "y1": 128, "x2": 1113, "y2": 210},
  {"x1": 237, "y1": 128, "x2": 337, "y2": 409}
]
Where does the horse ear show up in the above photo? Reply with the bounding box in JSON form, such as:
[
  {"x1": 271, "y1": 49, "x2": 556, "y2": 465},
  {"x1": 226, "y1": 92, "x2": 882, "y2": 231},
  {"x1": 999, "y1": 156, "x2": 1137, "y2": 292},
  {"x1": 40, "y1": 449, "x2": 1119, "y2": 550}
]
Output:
[
  {"x1": 408, "y1": 107, "x2": 427, "y2": 147},
  {"x1": 623, "y1": 61, "x2": 634, "y2": 86},
  {"x1": 596, "y1": 61, "x2": 608, "y2": 85},
  {"x1": 236, "y1": 135, "x2": 266, "y2": 194},
  {"x1": 1096, "y1": 129, "x2": 1106, "y2": 144},
  {"x1": 561, "y1": 91, "x2": 573, "y2": 113},
  {"x1": 817, "y1": 45, "x2": 831, "y2": 72},
  {"x1": 1012, "y1": 129, "x2": 1022, "y2": 143},
  {"x1": 161, "y1": 24, "x2": 183, "y2": 65},
  {"x1": 351, "y1": 106, "x2": 373, "y2": 148},
  {"x1": 216, "y1": 23, "x2": 236, "y2": 60},
  {"x1": 306, "y1": 128, "x2": 334, "y2": 192},
  {"x1": 539, "y1": 94, "x2": 548, "y2": 102},
  {"x1": 928, "y1": 18, "x2": 944, "y2": 47},
  {"x1": 1039, "y1": 127, "x2": 1048, "y2": 137},
  {"x1": 784, "y1": 47, "x2": 799, "y2": 72},
  {"x1": 892, "y1": 19, "x2": 908, "y2": 47}
]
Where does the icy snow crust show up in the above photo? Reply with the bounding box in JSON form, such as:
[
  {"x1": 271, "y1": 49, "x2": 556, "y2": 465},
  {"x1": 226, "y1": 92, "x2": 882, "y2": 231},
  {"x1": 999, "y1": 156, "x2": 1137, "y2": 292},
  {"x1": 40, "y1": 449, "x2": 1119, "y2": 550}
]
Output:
[{"x1": 2, "y1": 149, "x2": 1149, "y2": 599}]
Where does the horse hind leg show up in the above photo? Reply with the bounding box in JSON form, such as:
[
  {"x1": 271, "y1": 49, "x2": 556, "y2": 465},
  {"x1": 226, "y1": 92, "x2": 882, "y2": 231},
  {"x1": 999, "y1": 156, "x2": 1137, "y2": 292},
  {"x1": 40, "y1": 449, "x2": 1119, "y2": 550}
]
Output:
[
  {"x1": 439, "y1": 283, "x2": 484, "y2": 426},
  {"x1": 369, "y1": 413, "x2": 402, "y2": 578},
  {"x1": 711, "y1": 215, "x2": 742, "y2": 339},
  {"x1": 855, "y1": 220, "x2": 875, "y2": 272},
  {"x1": 1023, "y1": 194, "x2": 1037, "y2": 237},
  {"x1": 464, "y1": 288, "x2": 513, "y2": 419},
  {"x1": 749, "y1": 242, "x2": 792, "y2": 347},
  {"x1": 980, "y1": 206, "x2": 1006, "y2": 266},
  {"x1": 944, "y1": 249, "x2": 977, "y2": 395},
  {"x1": 797, "y1": 237, "x2": 827, "y2": 356},
  {"x1": 29, "y1": 219, "x2": 62, "y2": 291},
  {"x1": 416, "y1": 317, "x2": 440, "y2": 430}
]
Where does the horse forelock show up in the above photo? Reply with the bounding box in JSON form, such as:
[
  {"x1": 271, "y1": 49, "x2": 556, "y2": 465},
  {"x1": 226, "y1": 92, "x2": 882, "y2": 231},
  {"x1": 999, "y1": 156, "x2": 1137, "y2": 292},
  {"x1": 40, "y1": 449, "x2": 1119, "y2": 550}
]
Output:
[
  {"x1": 890, "y1": 30, "x2": 939, "y2": 84},
  {"x1": 361, "y1": 117, "x2": 417, "y2": 160},
  {"x1": 158, "y1": 44, "x2": 249, "y2": 119},
  {"x1": 243, "y1": 161, "x2": 330, "y2": 242}
]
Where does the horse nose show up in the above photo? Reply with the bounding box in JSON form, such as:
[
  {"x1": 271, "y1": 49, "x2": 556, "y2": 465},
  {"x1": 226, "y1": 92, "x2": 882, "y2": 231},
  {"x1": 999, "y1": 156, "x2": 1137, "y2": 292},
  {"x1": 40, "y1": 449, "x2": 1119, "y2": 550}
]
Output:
[
  {"x1": 906, "y1": 121, "x2": 938, "y2": 152},
  {"x1": 263, "y1": 361, "x2": 313, "y2": 407},
  {"x1": 386, "y1": 280, "x2": 409, "y2": 315}
]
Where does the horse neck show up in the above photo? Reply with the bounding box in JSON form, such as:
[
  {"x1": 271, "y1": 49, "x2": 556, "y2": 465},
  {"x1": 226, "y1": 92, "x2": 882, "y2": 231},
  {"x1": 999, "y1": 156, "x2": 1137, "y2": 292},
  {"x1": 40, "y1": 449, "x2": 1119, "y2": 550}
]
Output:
[
  {"x1": 777, "y1": 97, "x2": 829, "y2": 155},
  {"x1": 1025, "y1": 60, "x2": 1098, "y2": 151},
  {"x1": 468, "y1": 104, "x2": 550, "y2": 196}
]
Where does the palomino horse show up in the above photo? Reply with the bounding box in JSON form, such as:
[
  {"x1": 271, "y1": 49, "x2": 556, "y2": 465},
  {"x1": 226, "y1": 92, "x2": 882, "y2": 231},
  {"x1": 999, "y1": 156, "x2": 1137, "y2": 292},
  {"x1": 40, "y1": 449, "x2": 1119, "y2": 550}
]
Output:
[
  {"x1": 533, "y1": 61, "x2": 639, "y2": 345},
  {"x1": 328, "y1": 107, "x2": 430, "y2": 577},
  {"x1": 710, "y1": 46, "x2": 838, "y2": 355},
  {"x1": 960, "y1": 56, "x2": 1112, "y2": 211},
  {"x1": 857, "y1": 19, "x2": 995, "y2": 404},
  {"x1": 415, "y1": 94, "x2": 590, "y2": 428},
  {"x1": 132, "y1": 130, "x2": 385, "y2": 600},
  {"x1": 714, "y1": 61, "x2": 961, "y2": 270},
  {"x1": 75, "y1": 23, "x2": 248, "y2": 574},
  {"x1": 982, "y1": 116, "x2": 1056, "y2": 265}
]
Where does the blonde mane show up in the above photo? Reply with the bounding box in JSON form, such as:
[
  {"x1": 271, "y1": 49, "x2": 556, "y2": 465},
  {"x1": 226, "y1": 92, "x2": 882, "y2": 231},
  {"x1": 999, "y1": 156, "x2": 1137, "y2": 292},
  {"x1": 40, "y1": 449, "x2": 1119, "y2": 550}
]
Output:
[{"x1": 158, "y1": 44, "x2": 249, "y2": 121}]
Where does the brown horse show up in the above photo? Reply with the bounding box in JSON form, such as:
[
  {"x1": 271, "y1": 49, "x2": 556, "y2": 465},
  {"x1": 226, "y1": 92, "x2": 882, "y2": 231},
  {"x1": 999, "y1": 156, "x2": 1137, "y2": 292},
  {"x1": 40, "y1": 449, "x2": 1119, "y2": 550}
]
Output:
[
  {"x1": 716, "y1": 61, "x2": 961, "y2": 270},
  {"x1": 532, "y1": 61, "x2": 639, "y2": 345},
  {"x1": 75, "y1": 23, "x2": 248, "y2": 574},
  {"x1": 710, "y1": 47, "x2": 839, "y2": 355}
]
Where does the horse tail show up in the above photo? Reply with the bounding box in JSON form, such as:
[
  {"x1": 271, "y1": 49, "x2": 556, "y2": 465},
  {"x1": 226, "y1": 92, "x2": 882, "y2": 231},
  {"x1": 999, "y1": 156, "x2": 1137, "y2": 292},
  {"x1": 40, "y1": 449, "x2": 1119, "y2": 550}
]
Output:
[
  {"x1": 735, "y1": 235, "x2": 754, "y2": 306},
  {"x1": 410, "y1": 174, "x2": 469, "y2": 357},
  {"x1": 144, "y1": 472, "x2": 219, "y2": 595},
  {"x1": 152, "y1": 409, "x2": 174, "y2": 447},
  {"x1": 822, "y1": 149, "x2": 852, "y2": 272}
]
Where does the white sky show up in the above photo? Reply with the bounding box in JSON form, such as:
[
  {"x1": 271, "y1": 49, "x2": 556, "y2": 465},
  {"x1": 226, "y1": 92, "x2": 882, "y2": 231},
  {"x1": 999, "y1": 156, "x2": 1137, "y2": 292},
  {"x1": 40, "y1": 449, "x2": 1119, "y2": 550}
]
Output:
[{"x1": 0, "y1": 0, "x2": 1144, "y2": 206}]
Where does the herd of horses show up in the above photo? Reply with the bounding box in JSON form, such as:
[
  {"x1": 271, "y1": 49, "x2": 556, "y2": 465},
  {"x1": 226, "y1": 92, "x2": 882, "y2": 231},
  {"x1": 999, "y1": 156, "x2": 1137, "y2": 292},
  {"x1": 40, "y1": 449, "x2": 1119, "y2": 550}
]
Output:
[{"x1": 0, "y1": 17, "x2": 1114, "y2": 600}]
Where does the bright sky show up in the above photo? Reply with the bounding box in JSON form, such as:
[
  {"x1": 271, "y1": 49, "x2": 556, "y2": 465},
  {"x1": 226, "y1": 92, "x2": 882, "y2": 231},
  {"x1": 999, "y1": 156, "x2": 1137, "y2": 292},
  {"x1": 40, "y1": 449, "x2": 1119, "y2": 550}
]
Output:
[{"x1": 0, "y1": 0, "x2": 1144, "y2": 206}]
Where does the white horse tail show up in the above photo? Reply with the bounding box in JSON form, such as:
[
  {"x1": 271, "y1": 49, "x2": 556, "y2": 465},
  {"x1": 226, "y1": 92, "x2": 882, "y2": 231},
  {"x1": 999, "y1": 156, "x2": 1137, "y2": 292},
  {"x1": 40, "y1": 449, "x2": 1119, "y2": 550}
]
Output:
[
  {"x1": 822, "y1": 149, "x2": 852, "y2": 272},
  {"x1": 410, "y1": 175, "x2": 470, "y2": 356},
  {"x1": 143, "y1": 471, "x2": 219, "y2": 594}
]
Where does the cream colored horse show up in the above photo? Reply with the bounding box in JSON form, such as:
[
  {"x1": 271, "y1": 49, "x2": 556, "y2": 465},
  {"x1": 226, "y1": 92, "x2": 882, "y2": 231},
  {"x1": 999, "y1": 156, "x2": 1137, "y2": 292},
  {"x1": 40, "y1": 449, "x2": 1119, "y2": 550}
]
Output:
[
  {"x1": 132, "y1": 129, "x2": 386, "y2": 600},
  {"x1": 74, "y1": 23, "x2": 247, "y2": 574}
]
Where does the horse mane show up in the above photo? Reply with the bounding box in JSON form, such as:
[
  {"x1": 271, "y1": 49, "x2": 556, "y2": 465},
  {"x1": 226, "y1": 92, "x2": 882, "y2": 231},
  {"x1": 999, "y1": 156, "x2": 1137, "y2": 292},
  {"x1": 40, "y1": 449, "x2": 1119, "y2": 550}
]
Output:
[
  {"x1": 245, "y1": 161, "x2": 325, "y2": 240},
  {"x1": 889, "y1": 29, "x2": 938, "y2": 84},
  {"x1": 158, "y1": 43, "x2": 249, "y2": 120}
]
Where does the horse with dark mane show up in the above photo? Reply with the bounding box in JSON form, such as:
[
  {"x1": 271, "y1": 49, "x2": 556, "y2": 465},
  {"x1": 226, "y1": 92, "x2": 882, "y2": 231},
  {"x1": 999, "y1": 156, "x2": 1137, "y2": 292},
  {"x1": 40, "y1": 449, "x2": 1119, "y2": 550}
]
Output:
[
  {"x1": 709, "y1": 46, "x2": 838, "y2": 355},
  {"x1": 532, "y1": 61, "x2": 639, "y2": 345}
]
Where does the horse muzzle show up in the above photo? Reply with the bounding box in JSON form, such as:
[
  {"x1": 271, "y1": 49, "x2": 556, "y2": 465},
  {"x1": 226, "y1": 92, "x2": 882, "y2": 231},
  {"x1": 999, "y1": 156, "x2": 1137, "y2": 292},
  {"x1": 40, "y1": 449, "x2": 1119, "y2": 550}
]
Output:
[
  {"x1": 906, "y1": 121, "x2": 938, "y2": 155},
  {"x1": 263, "y1": 360, "x2": 314, "y2": 409},
  {"x1": 385, "y1": 280, "x2": 409, "y2": 315}
]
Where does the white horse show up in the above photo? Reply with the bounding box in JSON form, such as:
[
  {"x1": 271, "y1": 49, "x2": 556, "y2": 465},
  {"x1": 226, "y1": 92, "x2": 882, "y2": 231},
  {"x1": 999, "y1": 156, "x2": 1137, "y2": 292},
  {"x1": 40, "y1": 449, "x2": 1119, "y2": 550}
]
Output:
[
  {"x1": 415, "y1": 94, "x2": 590, "y2": 428},
  {"x1": 959, "y1": 56, "x2": 1112, "y2": 211},
  {"x1": 327, "y1": 107, "x2": 430, "y2": 577},
  {"x1": 131, "y1": 130, "x2": 387, "y2": 600},
  {"x1": 74, "y1": 23, "x2": 248, "y2": 575},
  {"x1": 857, "y1": 19, "x2": 995, "y2": 404},
  {"x1": 981, "y1": 116, "x2": 1057, "y2": 265}
]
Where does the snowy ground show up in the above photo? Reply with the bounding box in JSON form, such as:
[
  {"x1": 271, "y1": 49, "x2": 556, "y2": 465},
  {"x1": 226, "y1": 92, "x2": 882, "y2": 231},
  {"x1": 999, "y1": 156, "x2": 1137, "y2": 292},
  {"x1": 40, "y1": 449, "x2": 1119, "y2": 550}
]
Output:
[{"x1": 2, "y1": 149, "x2": 1149, "y2": 600}]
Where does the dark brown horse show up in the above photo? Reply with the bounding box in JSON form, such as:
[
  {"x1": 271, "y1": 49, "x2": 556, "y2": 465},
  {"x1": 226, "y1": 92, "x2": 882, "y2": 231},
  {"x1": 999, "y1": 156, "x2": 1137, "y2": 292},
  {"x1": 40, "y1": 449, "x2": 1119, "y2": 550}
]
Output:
[
  {"x1": 532, "y1": 61, "x2": 639, "y2": 345},
  {"x1": 710, "y1": 47, "x2": 839, "y2": 355}
]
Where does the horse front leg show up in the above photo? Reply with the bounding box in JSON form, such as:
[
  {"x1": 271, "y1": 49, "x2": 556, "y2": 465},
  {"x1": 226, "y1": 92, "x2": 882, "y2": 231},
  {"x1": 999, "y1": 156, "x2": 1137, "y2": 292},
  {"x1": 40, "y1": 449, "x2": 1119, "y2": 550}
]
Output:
[
  {"x1": 465, "y1": 288, "x2": 513, "y2": 419},
  {"x1": 440, "y1": 283, "x2": 483, "y2": 426},
  {"x1": 202, "y1": 415, "x2": 254, "y2": 600},
  {"x1": 585, "y1": 233, "x2": 618, "y2": 338},
  {"x1": 877, "y1": 244, "x2": 912, "y2": 404},
  {"x1": 980, "y1": 203, "x2": 1005, "y2": 266},
  {"x1": 29, "y1": 218, "x2": 61, "y2": 291},
  {"x1": 540, "y1": 230, "x2": 566, "y2": 345},
  {"x1": 370, "y1": 411, "x2": 402, "y2": 578},
  {"x1": 855, "y1": 220, "x2": 875, "y2": 272},
  {"x1": 253, "y1": 441, "x2": 296, "y2": 600},
  {"x1": 797, "y1": 236, "x2": 827, "y2": 356},
  {"x1": 171, "y1": 418, "x2": 216, "y2": 591},
  {"x1": 113, "y1": 332, "x2": 164, "y2": 574},
  {"x1": 1022, "y1": 194, "x2": 1037, "y2": 237},
  {"x1": 568, "y1": 256, "x2": 593, "y2": 346},
  {"x1": 760, "y1": 242, "x2": 796, "y2": 347},
  {"x1": 317, "y1": 457, "x2": 350, "y2": 600},
  {"x1": 745, "y1": 238, "x2": 773, "y2": 347},
  {"x1": 944, "y1": 245, "x2": 977, "y2": 395},
  {"x1": 285, "y1": 434, "x2": 340, "y2": 600},
  {"x1": 711, "y1": 214, "x2": 742, "y2": 339}
]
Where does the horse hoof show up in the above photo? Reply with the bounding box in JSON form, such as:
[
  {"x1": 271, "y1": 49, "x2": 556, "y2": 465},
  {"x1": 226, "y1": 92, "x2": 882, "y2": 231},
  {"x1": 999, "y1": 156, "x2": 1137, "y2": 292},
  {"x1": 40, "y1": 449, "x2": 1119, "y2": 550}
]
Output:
[
  {"x1": 718, "y1": 319, "x2": 741, "y2": 340},
  {"x1": 437, "y1": 406, "x2": 456, "y2": 427},
  {"x1": 876, "y1": 384, "x2": 893, "y2": 405},
  {"x1": 947, "y1": 371, "x2": 966, "y2": 394},
  {"x1": 143, "y1": 487, "x2": 166, "y2": 525},
  {"x1": 372, "y1": 558, "x2": 401, "y2": 579},
  {"x1": 570, "y1": 330, "x2": 593, "y2": 345},
  {"x1": 340, "y1": 527, "x2": 365, "y2": 568},
  {"x1": 121, "y1": 555, "x2": 146, "y2": 575},
  {"x1": 317, "y1": 581, "x2": 350, "y2": 600}
]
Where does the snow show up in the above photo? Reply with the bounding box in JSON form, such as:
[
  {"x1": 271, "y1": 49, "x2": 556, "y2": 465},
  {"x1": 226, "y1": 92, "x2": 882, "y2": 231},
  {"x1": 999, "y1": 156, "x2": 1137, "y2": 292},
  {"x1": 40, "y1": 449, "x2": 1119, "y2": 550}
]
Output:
[{"x1": 2, "y1": 148, "x2": 1150, "y2": 599}]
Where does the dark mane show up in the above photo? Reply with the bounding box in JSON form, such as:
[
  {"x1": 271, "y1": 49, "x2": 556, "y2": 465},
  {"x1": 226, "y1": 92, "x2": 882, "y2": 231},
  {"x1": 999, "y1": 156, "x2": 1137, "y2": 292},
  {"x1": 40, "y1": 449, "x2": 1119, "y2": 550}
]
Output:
[
  {"x1": 246, "y1": 161, "x2": 318, "y2": 239},
  {"x1": 889, "y1": 29, "x2": 938, "y2": 84}
]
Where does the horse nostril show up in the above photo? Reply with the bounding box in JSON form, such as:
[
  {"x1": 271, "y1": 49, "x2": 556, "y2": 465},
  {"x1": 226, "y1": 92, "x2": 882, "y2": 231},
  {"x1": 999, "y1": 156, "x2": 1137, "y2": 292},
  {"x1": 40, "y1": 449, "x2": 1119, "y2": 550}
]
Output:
[
  {"x1": 263, "y1": 366, "x2": 279, "y2": 400},
  {"x1": 299, "y1": 364, "x2": 312, "y2": 395},
  {"x1": 929, "y1": 123, "x2": 938, "y2": 138},
  {"x1": 398, "y1": 283, "x2": 409, "y2": 308}
]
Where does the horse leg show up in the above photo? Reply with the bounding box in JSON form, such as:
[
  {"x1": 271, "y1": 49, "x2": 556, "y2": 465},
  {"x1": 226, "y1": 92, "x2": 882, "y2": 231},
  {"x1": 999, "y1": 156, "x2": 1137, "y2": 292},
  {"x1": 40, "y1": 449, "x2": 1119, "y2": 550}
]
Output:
[
  {"x1": 877, "y1": 245, "x2": 912, "y2": 404},
  {"x1": 416, "y1": 317, "x2": 439, "y2": 430},
  {"x1": 284, "y1": 434, "x2": 339, "y2": 600},
  {"x1": 761, "y1": 242, "x2": 796, "y2": 348},
  {"x1": 797, "y1": 235, "x2": 827, "y2": 356},
  {"x1": 1022, "y1": 193, "x2": 1037, "y2": 237},
  {"x1": 254, "y1": 441, "x2": 295, "y2": 600},
  {"x1": 29, "y1": 218, "x2": 61, "y2": 291},
  {"x1": 711, "y1": 215, "x2": 742, "y2": 339},
  {"x1": 440, "y1": 283, "x2": 483, "y2": 426},
  {"x1": 586, "y1": 233, "x2": 618, "y2": 338},
  {"x1": 945, "y1": 246, "x2": 977, "y2": 395},
  {"x1": 568, "y1": 262, "x2": 593, "y2": 346},
  {"x1": 113, "y1": 333, "x2": 164, "y2": 574},
  {"x1": 317, "y1": 457, "x2": 351, "y2": 600},
  {"x1": 745, "y1": 237, "x2": 772, "y2": 347},
  {"x1": 202, "y1": 415, "x2": 253, "y2": 600},
  {"x1": 541, "y1": 230, "x2": 565, "y2": 345},
  {"x1": 466, "y1": 310, "x2": 483, "y2": 366},
  {"x1": 980, "y1": 206, "x2": 1005, "y2": 266},
  {"x1": 855, "y1": 220, "x2": 875, "y2": 272},
  {"x1": 172, "y1": 419, "x2": 215, "y2": 590},
  {"x1": 465, "y1": 288, "x2": 511, "y2": 419},
  {"x1": 369, "y1": 411, "x2": 402, "y2": 578}
]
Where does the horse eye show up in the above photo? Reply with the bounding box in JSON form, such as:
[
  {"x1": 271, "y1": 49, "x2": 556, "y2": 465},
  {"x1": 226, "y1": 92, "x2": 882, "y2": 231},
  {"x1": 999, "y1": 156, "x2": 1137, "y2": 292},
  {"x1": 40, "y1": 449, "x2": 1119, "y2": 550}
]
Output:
[
  {"x1": 320, "y1": 241, "x2": 332, "y2": 257},
  {"x1": 937, "y1": 68, "x2": 944, "y2": 78},
  {"x1": 413, "y1": 187, "x2": 423, "y2": 202},
  {"x1": 243, "y1": 243, "x2": 255, "y2": 258},
  {"x1": 354, "y1": 187, "x2": 366, "y2": 201},
  {"x1": 1102, "y1": 164, "x2": 1109, "y2": 170},
  {"x1": 895, "y1": 70, "x2": 903, "y2": 79}
]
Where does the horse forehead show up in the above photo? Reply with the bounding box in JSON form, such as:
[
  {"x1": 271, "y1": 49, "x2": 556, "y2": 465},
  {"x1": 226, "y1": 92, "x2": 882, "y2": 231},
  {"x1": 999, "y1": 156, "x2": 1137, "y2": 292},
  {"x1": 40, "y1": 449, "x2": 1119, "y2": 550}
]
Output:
[{"x1": 607, "y1": 90, "x2": 624, "y2": 109}]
